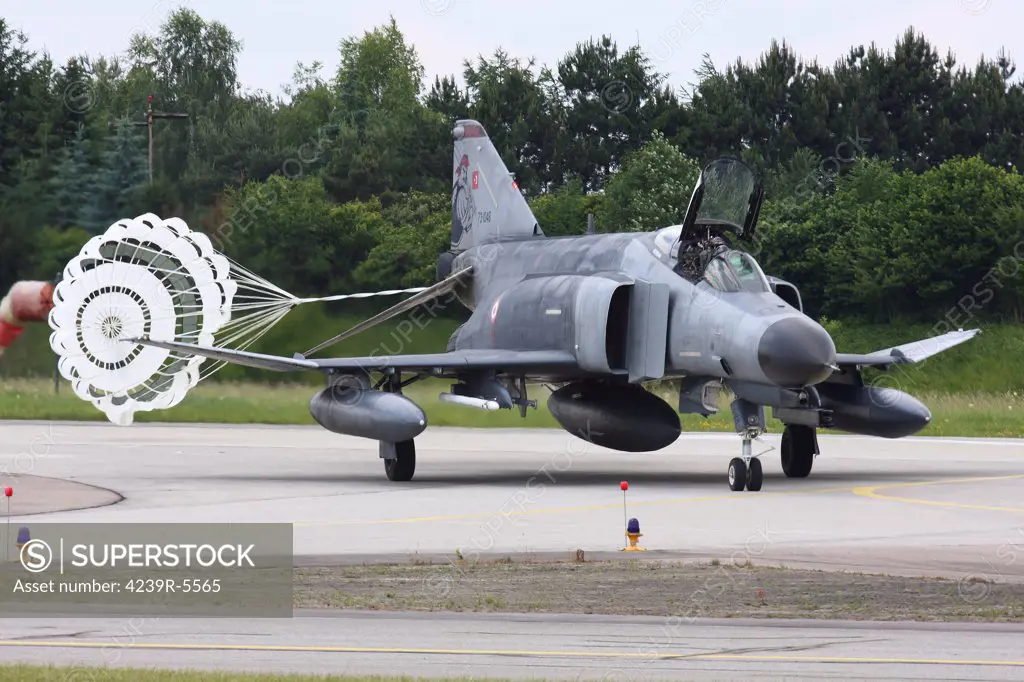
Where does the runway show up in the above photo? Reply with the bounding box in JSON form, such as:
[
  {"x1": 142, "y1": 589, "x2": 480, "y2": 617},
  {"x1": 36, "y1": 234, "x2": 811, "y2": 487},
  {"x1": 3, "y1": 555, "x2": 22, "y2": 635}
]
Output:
[{"x1": 0, "y1": 420, "x2": 1023, "y2": 679}]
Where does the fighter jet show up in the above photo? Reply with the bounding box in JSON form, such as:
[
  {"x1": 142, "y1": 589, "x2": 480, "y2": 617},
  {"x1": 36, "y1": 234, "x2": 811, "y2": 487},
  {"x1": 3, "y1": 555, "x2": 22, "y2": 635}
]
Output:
[{"x1": 132, "y1": 119, "x2": 979, "y2": 490}]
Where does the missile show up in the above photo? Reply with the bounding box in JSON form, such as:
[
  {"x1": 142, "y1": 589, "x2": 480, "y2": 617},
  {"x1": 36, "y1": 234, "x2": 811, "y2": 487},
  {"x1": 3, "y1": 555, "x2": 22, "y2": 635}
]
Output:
[{"x1": 438, "y1": 393, "x2": 500, "y2": 411}]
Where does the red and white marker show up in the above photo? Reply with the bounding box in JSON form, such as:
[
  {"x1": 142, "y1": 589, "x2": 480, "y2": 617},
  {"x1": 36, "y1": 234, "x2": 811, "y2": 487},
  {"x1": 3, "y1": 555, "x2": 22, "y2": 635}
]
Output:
[{"x1": 0, "y1": 281, "x2": 55, "y2": 359}]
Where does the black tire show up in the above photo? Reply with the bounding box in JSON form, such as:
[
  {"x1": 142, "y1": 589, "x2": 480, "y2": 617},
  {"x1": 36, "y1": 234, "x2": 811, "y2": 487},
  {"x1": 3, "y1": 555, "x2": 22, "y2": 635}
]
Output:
[
  {"x1": 728, "y1": 457, "x2": 747, "y2": 491},
  {"x1": 781, "y1": 425, "x2": 815, "y2": 478},
  {"x1": 384, "y1": 439, "x2": 416, "y2": 482},
  {"x1": 747, "y1": 457, "x2": 763, "y2": 491}
]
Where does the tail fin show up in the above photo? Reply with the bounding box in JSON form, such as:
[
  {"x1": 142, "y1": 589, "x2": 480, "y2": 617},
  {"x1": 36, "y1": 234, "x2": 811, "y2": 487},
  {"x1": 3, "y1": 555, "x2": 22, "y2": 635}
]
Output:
[{"x1": 450, "y1": 119, "x2": 543, "y2": 252}]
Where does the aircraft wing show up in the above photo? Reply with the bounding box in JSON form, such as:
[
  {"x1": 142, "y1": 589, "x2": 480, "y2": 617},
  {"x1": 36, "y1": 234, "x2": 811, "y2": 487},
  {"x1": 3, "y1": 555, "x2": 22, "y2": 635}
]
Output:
[
  {"x1": 128, "y1": 336, "x2": 579, "y2": 375},
  {"x1": 834, "y1": 328, "x2": 980, "y2": 367}
]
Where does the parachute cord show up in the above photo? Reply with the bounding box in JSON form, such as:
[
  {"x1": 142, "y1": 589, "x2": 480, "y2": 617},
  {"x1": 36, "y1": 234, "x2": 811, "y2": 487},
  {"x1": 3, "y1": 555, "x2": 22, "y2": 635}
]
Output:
[
  {"x1": 199, "y1": 304, "x2": 295, "y2": 380},
  {"x1": 294, "y1": 286, "x2": 428, "y2": 304}
]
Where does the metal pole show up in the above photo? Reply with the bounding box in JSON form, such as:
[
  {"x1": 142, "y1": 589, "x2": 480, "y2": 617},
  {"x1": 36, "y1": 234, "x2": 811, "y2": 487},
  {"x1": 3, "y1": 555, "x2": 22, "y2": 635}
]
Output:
[
  {"x1": 53, "y1": 271, "x2": 61, "y2": 394},
  {"x1": 147, "y1": 95, "x2": 154, "y2": 186},
  {"x1": 622, "y1": 489, "x2": 628, "y2": 547},
  {"x1": 131, "y1": 95, "x2": 188, "y2": 187}
]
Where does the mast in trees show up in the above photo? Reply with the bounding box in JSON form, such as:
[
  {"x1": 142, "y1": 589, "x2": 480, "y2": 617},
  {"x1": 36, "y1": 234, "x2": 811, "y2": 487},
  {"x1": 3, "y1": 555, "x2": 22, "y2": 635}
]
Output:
[{"x1": 130, "y1": 95, "x2": 190, "y2": 185}]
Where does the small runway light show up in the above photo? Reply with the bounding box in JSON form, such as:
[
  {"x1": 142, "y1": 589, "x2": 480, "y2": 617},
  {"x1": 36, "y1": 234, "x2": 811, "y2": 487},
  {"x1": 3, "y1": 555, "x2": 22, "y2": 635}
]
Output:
[
  {"x1": 623, "y1": 517, "x2": 645, "y2": 552},
  {"x1": 16, "y1": 527, "x2": 30, "y2": 563},
  {"x1": 619, "y1": 480, "x2": 645, "y2": 551}
]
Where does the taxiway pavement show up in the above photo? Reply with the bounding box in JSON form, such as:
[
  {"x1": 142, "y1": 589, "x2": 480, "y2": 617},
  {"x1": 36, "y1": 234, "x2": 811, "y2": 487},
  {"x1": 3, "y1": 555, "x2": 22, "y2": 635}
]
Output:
[
  {"x1": 1, "y1": 421, "x2": 1023, "y2": 579},
  {"x1": 1, "y1": 421, "x2": 1023, "y2": 680},
  {"x1": 0, "y1": 610, "x2": 1023, "y2": 680}
]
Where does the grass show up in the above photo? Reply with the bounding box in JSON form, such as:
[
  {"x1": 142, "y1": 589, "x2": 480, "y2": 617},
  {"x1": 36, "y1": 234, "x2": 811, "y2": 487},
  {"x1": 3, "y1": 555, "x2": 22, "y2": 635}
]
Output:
[
  {"x1": 4, "y1": 558, "x2": 1016, "y2": 624},
  {"x1": 291, "y1": 558, "x2": 1024, "y2": 623},
  {"x1": 0, "y1": 667, "x2": 500, "y2": 682},
  {"x1": 0, "y1": 557, "x2": 1020, "y2": 640},
  {"x1": 1, "y1": 376, "x2": 1022, "y2": 437}
]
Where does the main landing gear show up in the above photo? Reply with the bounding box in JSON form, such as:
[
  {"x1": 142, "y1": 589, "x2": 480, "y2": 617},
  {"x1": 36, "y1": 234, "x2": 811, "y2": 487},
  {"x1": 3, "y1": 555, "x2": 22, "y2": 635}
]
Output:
[
  {"x1": 781, "y1": 424, "x2": 817, "y2": 478},
  {"x1": 381, "y1": 439, "x2": 416, "y2": 481},
  {"x1": 373, "y1": 370, "x2": 421, "y2": 482}
]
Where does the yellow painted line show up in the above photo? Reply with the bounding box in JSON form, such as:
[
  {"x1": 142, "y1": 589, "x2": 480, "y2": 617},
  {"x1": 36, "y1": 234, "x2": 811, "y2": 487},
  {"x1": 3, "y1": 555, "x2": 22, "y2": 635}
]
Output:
[
  {"x1": 852, "y1": 474, "x2": 1024, "y2": 513},
  {"x1": 0, "y1": 640, "x2": 1021, "y2": 667},
  {"x1": 293, "y1": 483, "x2": 860, "y2": 527},
  {"x1": 703, "y1": 653, "x2": 1024, "y2": 666}
]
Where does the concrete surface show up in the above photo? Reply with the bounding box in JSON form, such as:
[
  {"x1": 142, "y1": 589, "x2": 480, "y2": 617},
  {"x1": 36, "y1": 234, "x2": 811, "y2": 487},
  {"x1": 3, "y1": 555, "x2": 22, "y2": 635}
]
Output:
[
  {"x1": 0, "y1": 420, "x2": 1023, "y2": 680},
  {"x1": 1, "y1": 421, "x2": 1023, "y2": 579},
  {"x1": 0, "y1": 610, "x2": 1023, "y2": 680},
  {"x1": 0, "y1": 473, "x2": 120, "y2": 516}
]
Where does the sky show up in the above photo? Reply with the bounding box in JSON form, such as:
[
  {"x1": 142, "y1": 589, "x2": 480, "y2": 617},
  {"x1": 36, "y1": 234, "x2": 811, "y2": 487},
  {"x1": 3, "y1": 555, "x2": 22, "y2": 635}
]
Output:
[{"x1": 7, "y1": 0, "x2": 1021, "y2": 99}]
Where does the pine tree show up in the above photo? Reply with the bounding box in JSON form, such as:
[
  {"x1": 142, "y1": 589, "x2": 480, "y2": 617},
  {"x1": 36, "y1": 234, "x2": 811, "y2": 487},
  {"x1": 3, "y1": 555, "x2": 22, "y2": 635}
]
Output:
[
  {"x1": 83, "y1": 118, "x2": 148, "y2": 232},
  {"x1": 49, "y1": 123, "x2": 95, "y2": 230}
]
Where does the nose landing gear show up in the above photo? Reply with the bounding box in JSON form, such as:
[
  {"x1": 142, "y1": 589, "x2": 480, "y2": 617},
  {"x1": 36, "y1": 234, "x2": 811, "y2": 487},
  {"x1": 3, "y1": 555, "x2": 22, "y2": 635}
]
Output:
[
  {"x1": 728, "y1": 399, "x2": 766, "y2": 491},
  {"x1": 728, "y1": 428, "x2": 764, "y2": 491}
]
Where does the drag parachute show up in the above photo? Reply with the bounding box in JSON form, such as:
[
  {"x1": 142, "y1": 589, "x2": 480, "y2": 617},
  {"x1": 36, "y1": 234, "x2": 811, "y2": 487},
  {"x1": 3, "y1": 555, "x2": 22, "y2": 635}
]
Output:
[{"x1": 48, "y1": 214, "x2": 426, "y2": 425}]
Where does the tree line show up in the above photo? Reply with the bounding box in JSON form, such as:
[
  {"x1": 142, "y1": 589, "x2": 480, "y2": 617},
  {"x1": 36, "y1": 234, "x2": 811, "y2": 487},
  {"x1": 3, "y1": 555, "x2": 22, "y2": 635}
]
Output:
[{"x1": 1, "y1": 9, "x2": 1022, "y2": 323}]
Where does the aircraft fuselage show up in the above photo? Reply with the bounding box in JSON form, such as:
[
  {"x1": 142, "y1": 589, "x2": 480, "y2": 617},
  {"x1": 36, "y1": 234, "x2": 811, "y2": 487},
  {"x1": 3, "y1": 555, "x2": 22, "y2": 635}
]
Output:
[{"x1": 449, "y1": 230, "x2": 837, "y2": 390}]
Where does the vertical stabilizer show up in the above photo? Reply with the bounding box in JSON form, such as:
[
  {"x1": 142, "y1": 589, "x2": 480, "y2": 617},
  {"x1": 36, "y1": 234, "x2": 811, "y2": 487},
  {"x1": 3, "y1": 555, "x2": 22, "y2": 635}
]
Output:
[{"x1": 450, "y1": 119, "x2": 543, "y2": 252}]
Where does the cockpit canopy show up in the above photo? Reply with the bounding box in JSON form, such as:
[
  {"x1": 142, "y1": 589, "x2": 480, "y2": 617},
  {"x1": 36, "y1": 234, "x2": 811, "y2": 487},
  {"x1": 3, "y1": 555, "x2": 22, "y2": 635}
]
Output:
[
  {"x1": 662, "y1": 157, "x2": 767, "y2": 286},
  {"x1": 680, "y1": 157, "x2": 763, "y2": 241}
]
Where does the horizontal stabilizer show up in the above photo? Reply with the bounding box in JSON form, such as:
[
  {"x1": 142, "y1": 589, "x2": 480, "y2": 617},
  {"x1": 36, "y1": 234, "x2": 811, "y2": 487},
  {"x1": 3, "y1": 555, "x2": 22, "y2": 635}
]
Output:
[
  {"x1": 128, "y1": 336, "x2": 579, "y2": 376},
  {"x1": 835, "y1": 329, "x2": 980, "y2": 367}
]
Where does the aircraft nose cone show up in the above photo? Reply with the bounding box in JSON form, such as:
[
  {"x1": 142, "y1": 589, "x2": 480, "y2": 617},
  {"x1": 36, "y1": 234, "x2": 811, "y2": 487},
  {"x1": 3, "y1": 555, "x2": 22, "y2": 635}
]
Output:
[{"x1": 757, "y1": 317, "x2": 837, "y2": 387}]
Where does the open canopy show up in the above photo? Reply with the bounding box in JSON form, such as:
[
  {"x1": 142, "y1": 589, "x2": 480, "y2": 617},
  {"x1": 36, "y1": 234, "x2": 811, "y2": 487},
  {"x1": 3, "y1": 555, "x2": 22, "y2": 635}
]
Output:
[{"x1": 680, "y1": 157, "x2": 764, "y2": 242}]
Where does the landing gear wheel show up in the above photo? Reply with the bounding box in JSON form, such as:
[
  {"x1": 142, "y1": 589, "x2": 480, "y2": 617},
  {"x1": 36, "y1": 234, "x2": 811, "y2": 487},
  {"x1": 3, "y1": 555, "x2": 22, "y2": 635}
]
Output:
[
  {"x1": 781, "y1": 425, "x2": 815, "y2": 478},
  {"x1": 728, "y1": 457, "x2": 747, "y2": 491},
  {"x1": 747, "y1": 457, "x2": 763, "y2": 491},
  {"x1": 382, "y1": 439, "x2": 416, "y2": 482}
]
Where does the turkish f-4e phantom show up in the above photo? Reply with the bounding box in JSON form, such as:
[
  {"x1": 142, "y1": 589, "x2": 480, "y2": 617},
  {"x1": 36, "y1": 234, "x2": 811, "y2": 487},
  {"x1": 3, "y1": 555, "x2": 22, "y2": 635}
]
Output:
[{"x1": 133, "y1": 119, "x2": 979, "y2": 490}]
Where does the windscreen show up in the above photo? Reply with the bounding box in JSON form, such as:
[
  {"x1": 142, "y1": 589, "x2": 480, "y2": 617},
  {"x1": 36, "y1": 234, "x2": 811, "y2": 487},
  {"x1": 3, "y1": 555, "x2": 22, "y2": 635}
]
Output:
[{"x1": 702, "y1": 250, "x2": 771, "y2": 293}]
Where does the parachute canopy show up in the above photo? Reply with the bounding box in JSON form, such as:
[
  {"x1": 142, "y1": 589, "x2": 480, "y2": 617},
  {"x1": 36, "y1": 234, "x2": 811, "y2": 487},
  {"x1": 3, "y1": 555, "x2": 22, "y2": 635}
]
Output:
[{"x1": 48, "y1": 214, "x2": 426, "y2": 425}]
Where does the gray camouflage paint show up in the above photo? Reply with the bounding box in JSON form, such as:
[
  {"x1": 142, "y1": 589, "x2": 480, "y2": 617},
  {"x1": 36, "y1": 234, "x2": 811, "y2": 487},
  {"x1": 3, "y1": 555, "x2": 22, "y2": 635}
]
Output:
[{"x1": 444, "y1": 119, "x2": 835, "y2": 389}]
